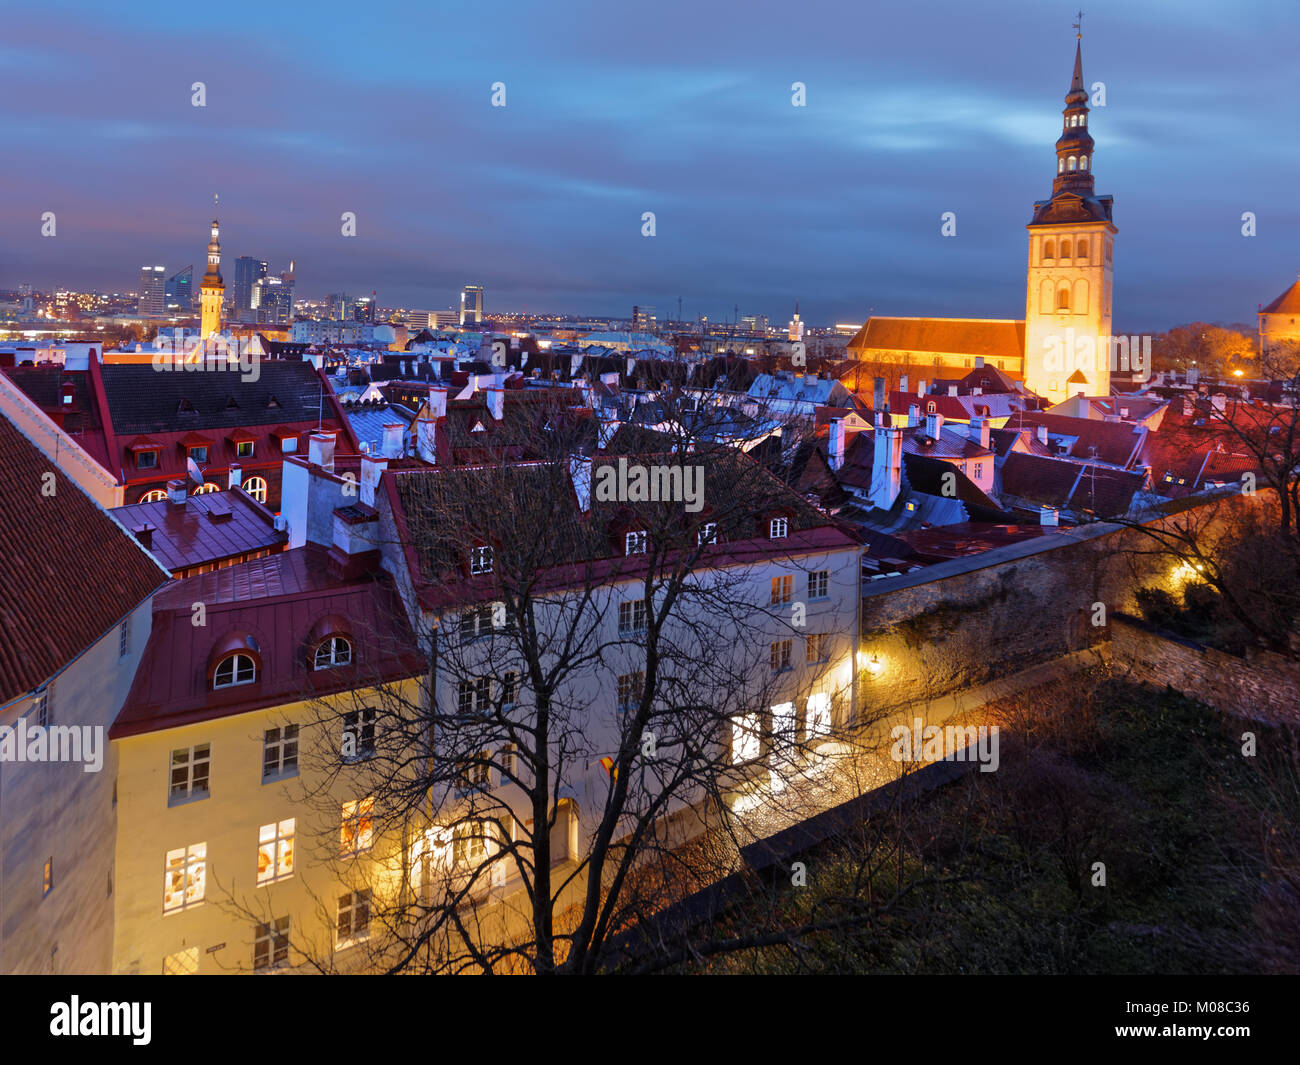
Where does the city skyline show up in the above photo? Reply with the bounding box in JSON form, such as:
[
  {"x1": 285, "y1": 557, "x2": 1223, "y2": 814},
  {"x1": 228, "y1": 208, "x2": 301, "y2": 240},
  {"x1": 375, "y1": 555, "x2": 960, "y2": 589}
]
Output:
[{"x1": 0, "y1": 0, "x2": 1296, "y2": 330}]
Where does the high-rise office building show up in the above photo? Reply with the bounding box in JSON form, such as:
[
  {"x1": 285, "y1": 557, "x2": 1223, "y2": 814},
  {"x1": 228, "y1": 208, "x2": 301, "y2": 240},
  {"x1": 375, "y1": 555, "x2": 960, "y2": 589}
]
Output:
[
  {"x1": 252, "y1": 276, "x2": 292, "y2": 324},
  {"x1": 137, "y1": 265, "x2": 166, "y2": 316},
  {"x1": 165, "y1": 265, "x2": 193, "y2": 312},
  {"x1": 460, "y1": 284, "x2": 483, "y2": 326},
  {"x1": 353, "y1": 295, "x2": 377, "y2": 323},
  {"x1": 233, "y1": 256, "x2": 267, "y2": 316},
  {"x1": 325, "y1": 293, "x2": 349, "y2": 320}
]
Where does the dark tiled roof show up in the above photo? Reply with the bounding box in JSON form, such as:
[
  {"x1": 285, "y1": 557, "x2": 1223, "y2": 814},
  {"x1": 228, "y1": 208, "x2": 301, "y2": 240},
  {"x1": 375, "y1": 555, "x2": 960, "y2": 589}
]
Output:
[
  {"x1": 1001, "y1": 452, "x2": 1143, "y2": 518},
  {"x1": 110, "y1": 487, "x2": 287, "y2": 573},
  {"x1": 0, "y1": 413, "x2": 168, "y2": 701},
  {"x1": 1004, "y1": 411, "x2": 1145, "y2": 468}
]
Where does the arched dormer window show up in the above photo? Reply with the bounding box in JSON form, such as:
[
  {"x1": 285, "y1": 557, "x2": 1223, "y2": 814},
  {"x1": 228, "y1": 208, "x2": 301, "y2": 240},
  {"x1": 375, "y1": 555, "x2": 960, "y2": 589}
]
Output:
[
  {"x1": 926, "y1": 401, "x2": 937, "y2": 413},
  {"x1": 314, "y1": 636, "x2": 352, "y2": 670},
  {"x1": 1043, "y1": 240, "x2": 1055, "y2": 260},
  {"x1": 214, "y1": 653, "x2": 256, "y2": 688},
  {"x1": 1067, "y1": 156, "x2": 1077, "y2": 171},
  {"x1": 1060, "y1": 239, "x2": 1071, "y2": 259},
  {"x1": 1079, "y1": 155, "x2": 1089, "y2": 171}
]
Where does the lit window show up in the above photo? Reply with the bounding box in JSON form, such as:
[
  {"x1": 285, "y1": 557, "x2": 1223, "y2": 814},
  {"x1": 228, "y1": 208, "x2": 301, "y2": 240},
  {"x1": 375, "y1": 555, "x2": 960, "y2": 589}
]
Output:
[
  {"x1": 470, "y1": 545, "x2": 494, "y2": 574},
  {"x1": 1079, "y1": 155, "x2": 1088, "y2": 171},
  {"x1": 253, "y1": 917, "x2": 289, "y2": 971},
  {"x1": 772, "y1": 701, "x2": 796, "y2": 740},
  {"x1": 192, "y1": 483, "x2": 218, "y2": 495},
  {"x1": 340, "y1": 797, "x2": 374, "y2": 857},
  {"x1": 214, "y1": 653, "x2": 256, "y2": 688},
  {"x1": 769, "y1": 517, "x2": 789, "y2": 539},
  {"x1": 163, "y1": 843, "x2": 206, "y2": 913},
  {"x1": 140, "y1": 489, "x2": 168, "y2": 503},
  {"x1": 1057, "y1": 158, "x2": 1064, "y2": 174},
  {"x1": 697, "y1": 522, "x2": 717, "y2": 546},
  {"x1": 808, "y1": 570, "x2": 829, "y2": 600},
  {"x1": 617, "y1": 671, "x2": 645, "y2": 714},
  {"x1": 336, "y1": 890, "x2": 371, "y2": 948},
  {"x1": 1067, "y1": 155, "x2": 1077, "y2": 171},
  {"x1": 256, "y1": 819, "x2": 295, "y2": 885},
  {"x1": 806, "y1": 634, "x2": 830, "y2": 664},
  {"x1": 453, "y1": 822, "x2": 487, "y2": 866},
  {"x1": 625, "y1": 530, "x2": 647, "y2": 555},
  {"x1": 169, "y1": 744, "x2": 211, "y2": 804},
  {"x1": 236, "y1": 440, "x2": 254, "y2": 458},
  {"x1": 341, "y1": 708, "x2": 377, "y2": 761},
  {"x1": 243, "y1": 476, "x2": 268, "y2": 504},
  {"x1": 770, "y1": 639, "x2": 792, "y2": 672},
  {"x1": 43, "y1": 857, "x2": 53, "y2": 897},
  {"x1": 314, "y1": 636, "x2": 352, "y2": 669},
  {"x1": 807, "y1": 693, "x2": 832, "y2": 739},
  {"x1": 162, "y1": 947, "x2": 199, "y2": 975},
  {"x1": 770, "y1": 575, "x2": 793, "y2": 605},
  {"x1": 731, "y1": 713, "x2": 762, "y2": 764},
  {"x1": 618, "y1": 598, "x2": 648, "y2": 636},
  {"x1": 262, "y1": 725, "x2": 299, "y2": 781}
]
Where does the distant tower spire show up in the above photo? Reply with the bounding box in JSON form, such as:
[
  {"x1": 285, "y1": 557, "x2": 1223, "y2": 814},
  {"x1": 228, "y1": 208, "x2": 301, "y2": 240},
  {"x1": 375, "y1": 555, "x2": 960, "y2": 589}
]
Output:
[{"x1": 199, "y1": 196, "x2": 225, "y2": 339}]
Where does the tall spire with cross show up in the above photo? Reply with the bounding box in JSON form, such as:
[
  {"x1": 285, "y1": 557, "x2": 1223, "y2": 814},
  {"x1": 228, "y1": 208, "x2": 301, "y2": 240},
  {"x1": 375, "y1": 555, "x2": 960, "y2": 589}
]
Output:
[{"x1": 199, "y1": 194, "x2": 225, "y2": 338}]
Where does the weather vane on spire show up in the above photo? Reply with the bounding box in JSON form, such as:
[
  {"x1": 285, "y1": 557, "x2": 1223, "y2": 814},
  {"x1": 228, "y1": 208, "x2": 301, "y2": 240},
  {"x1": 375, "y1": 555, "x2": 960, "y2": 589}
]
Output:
[{"x1": 1074, "y1": 11, "x2": 1083, "y2": 38}]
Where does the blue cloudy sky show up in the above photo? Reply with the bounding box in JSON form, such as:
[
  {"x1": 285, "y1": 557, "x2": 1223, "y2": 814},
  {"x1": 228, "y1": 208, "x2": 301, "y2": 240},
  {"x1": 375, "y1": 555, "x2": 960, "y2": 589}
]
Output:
[{"x1": 0, "y1": 0, "x2": 1295, "y2": 330}]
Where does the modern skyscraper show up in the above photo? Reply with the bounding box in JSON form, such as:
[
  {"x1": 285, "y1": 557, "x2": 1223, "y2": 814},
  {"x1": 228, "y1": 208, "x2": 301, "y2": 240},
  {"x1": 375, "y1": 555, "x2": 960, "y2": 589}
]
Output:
[
  {"x1": 165, "y1": 265, "x2": 193, "y2": 313},
  {"x1": 233, "y1": 256, "x2": 267, "y2": 317},
  {"x1": 137, "y1": 265, "x2": 166, "y2": 316},
  {"x1": 353, "y1": 295, "x2": 377, "y2": 323},
  {"x1": 326, "y1": 293, "x2": 349, "y2": 320},
  {"x1": 199, "y1": 202, "x2": 224, "y2": 339},
  {"x1": 1023, "y1": 30, "x2": 1116, "y2": 404},
  {"x1": 460, "y1": 284, "x2": 483, "y2": 326}
]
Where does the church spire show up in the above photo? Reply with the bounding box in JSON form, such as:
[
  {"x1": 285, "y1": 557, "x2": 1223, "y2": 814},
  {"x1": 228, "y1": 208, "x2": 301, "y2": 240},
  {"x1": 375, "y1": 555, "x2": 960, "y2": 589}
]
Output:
[{"x1": 1051, "y1": 22, "x2": 1095, "y2": 199}]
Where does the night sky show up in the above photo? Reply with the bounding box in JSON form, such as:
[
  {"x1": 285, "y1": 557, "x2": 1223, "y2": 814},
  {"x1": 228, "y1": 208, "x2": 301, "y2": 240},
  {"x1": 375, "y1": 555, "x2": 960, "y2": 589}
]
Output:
[{"x1": 1, "y1": 0, "x2": 1295, "y2": 331}]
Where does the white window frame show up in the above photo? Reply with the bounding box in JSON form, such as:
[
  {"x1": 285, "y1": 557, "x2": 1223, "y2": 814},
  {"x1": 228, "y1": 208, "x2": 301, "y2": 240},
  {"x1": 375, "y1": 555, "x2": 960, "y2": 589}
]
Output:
[
  {"x1": 617, "y1": 670, "x2": 645, "y2": 714},
  {"x1": 336, "y1": 889, "x2": 372, "y2": 949},
  {"x1": 262, "y1": 725, "x2": 299, "y2": 782},
  {"x1": 169, "y1": 744, "x2": 211, "y2": 805},
  {"x1": 253, "y1": 917, "x2": 290, "y2": 971},
  {"x1": 808, "y1": 569, "x2": 829, "y2": 601},
  {"x1": 770, "y1": 639, "x2": 792, "y2": 673},
  {"x1": 242, "y1": 476, "x2": 268, "y2": 504},
  {"x1": 697, "y1": 522, "x2": 717, "y2": 546},
  {"x1": 768, "y1": 517, "x2": 789, "y2": 539},
  {"x1": 770, "y1": 574, "x2": 793, "y2": 605},
  {"x1": 214, "y1": 653, "x2": 256, "y2": 689},
  {"x1": 618, "y1": 598, "x2": 648, "y2": 636},
  {"x1": 341, "y1": 707, "x2": 377, "y2": 761},
  {"x1": 625, "y1": 530, "x2": 647, "y2": 555},
  {"x1": 163, "y1": 843, "x2": 207, "y2": 914},
  {"x1": 256, "y1": 819, "x2": 295, "y2": 885},
  {"x1": 470, "y1": 544, "x2": 494, "y2": 575},
  {"x1": 340, "y1": 797, "x2": 374, "y2": 857},
  {"x1": 314, "y1": 636, "x2": 352, "y2": 669}
]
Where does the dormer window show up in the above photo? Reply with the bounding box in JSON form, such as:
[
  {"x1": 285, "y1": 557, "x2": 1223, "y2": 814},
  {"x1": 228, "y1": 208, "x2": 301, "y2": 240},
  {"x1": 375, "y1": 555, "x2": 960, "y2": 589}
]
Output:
[
  {"x1": 927, "y1": 401, "x2": 937, "y2": 413},
  {"x1": 136, "y1": 450, "x2": 158, "y2": 470},
  {"x1": 470, "y1": 545, "x2": 494, "y2": 574},
  {"x1": 698, "y1": 522, "x2": 717, "y2": 546},
  {"x1": 214, "y1": 653, "x2": 256, "y2": 689},
  {"x1": 625, "y1": 530, "x2": 647, "y2": 555},
  {"x1": 769, "y1": 517, "x2": 789, "y2": 539},
  {"x1": 188, "y1": 445, "x2": 209, "y2": 464},
  {"x1": 314, "y1": 636, "x2": 352, "y2": 670},
  {"x1": 236, "y1": 440, "x2": 254, "y2": 458}
]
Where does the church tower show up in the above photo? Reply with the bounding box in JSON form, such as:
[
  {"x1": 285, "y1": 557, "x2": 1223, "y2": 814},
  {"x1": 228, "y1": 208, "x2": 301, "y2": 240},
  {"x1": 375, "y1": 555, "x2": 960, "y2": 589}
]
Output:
[
  {"x1": 1023, "y1": 29, "x2": 1116, "y2": 404},
  {"x1": 199, "y1": 199, "x2": 224, "y2": 340}
]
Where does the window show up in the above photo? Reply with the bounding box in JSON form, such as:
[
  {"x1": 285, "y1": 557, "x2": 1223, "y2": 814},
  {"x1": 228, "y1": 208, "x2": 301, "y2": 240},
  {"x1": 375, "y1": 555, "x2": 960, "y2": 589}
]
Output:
[
  {"x1": 163, "y1": 843, "x2": 206, "y2": 913},
  {"x1": 119, "y1": 617, "x2": 131, "y2": 658},
  {"x1": 140, "y1": 489, "x2": 168, "y2": 503},
  {"x1": 770, "y1": 639, "x2": 792, "y2": 672},
  {"x1": 973, "y1": 462, "x2": 983, "y2": 479},
  {"x1": 262, "y1": 725, "x2": 299, "y2": 781},
  {"x1": 32, "y1": 685, "x2": 51, "y2": 727},
  {"x1": 253, "y1": 917, "x2": 289, "y2": 971},
  {"x1": 453, "y1": 822, "x2": 487, "y2": 866},
  {"x1": 458, "y1": 753, "x2": 493, "y2": 792},
  {"x1": 457, "y1": 676, "x2": 492, "y2": 717},
  {"x1": 501, "y1": 671, "x2": 519, "y2": 707},
  {"x1": 1079, "y1": 155, "x2": 1088, "y2": 170},
  {"x1": 342, "y1": 708, "x2": 377, "y2": 761},
  {"x1": 1077, "y1": 237, "x2": 1088, "y2": 260},
  {"x1": 136, "y1": 450, "x2": 158, "y2": 470},
  {"x1": 169, "y1": 744, "x2": 210, "y2": 804},
  {"x1": 235, "y1": 440, "x2": 254, "y2": 458},
  {"x1": 43, "y1": 858, "x2": 53, "y2": 897},
  {"x1": 162, "y1": 947, "x2": 199, "y2": 975},
  {"x1": 1067, "y1": 155, "x2": 1077, "y2": 171},
  {"x1": 1060, "y1": 239, "x2": 1071, "y2": 259},
  {"x1": 772, "y1": 701, "x2": 796, "y2": 740},
  {"x1": 340, "y1": 798, "x2": 374, "y2": 857},
  {"x1": 256, "y1": 819, "x2": 295, "y2": 885},
  {"x1": 470, "y1": 544, "x2": 494, "y2": 575},
  {"x1": 768, "y1": 517, "x2": 789, "y2": 539},
  {"x1": 459, "y1": 603, "x2": 497, "y2": 642},
  {"x1": 624, "y1": 530, "x2": 647, "y2": 555},
  {"x1": 314, "y1": 636, "x2": 352, "y2": 669},
  {"x1": 618, "y1": 598, "x2": 647, "y2": 636},
  {"x1": 1057, "y1": 158, "x2": 1064, "y2": 174},
  {"x1": 808, "y1": 570, "x2": 829, "y2": 600},
  {"x1": 214, "y1": 653, "x2": 256, "y2": 688},
  {"x1": 806, "y1": 634, "x2": 830, "y2": 664},
  {"x1": 337, "y1": 890, "x2": 371, "y2": 948},
  {"x1": 807, "y1": 693, "x2": 833, "y2": 740},
  {"x1": 926, "y1": 401, "x2": 937, "y2": 413},
  {"x1": 617, "y1": 671, "x2": 645, "y2": 714},
  {"x1": 770, "y1": 575, "x2": 793, "y2": 605},
  {"x1": 698, "y1": 522, "x2": 717, "y2": 546},
  {"x1": 731, "y1": 713, "x2": 762, "y2": 764},
  {"x1": 188, "y1": 446, "x2": 209, "y2": 464},
  {"x1": 243, "y1": 476, "x2": 268, "y2": 504},
  {"x1": 1057, "y1": 285, "x2": 1071, "y2": 312},
  {"x1": 1043, "y1": 240, "x2": 1055, "y2": 260}
]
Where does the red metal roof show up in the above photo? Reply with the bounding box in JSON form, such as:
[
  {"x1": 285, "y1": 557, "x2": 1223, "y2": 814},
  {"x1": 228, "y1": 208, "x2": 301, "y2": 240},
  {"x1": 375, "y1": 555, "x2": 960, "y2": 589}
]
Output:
[{"x1": 110, "y1": 486, "x2": 288, "y2": 573}]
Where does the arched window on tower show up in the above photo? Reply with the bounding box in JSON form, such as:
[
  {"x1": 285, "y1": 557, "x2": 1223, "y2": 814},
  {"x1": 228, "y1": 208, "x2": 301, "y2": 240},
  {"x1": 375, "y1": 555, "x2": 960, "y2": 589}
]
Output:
[
  {"x1": 1067, "y1": 156, "x2": 1077, "y2": 171},
  {"x1": 1060, "y1": 239, "x2": 1071, "y2": 259},
  {"x1": 1079, "y1": 155, "x2": 1089, "y2": 171},
  {"x1": 1057, "y1": 284, "x2": 1071, "y2": 312},
  {"x1": 1077, "y1": 237, "x2": 1088, "y2": 261},
  {"x1": 1043, "y1": 240, "x2": 1055, "y2": 261},
  {"x1": 1058, "y1": 158, "x2": 1065, "y2": 174},
  {"x1": 1080, "y1": 113, "x2": 1087, "y2": 126}
]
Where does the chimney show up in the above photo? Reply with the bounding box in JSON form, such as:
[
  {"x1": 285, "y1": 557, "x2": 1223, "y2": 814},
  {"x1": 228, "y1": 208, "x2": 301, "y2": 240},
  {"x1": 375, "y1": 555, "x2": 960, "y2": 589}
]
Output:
[
  {"x1": 360, "y1": 454, "x2": 388, "y2": 507},
  {"x1": 947, "y1": 384, "x2": 958, "y2": 396},
  {"x1": 597, "y1": 414, "x2": 620, "y2": 449},
  {"x1": 381, "y1": 422, "x2": 404, "y2": 459},
  {"x1": 1211, "y1": 394, "x2": 1227, "y2": 413},
  {"x1": 925, "y1": 410, "x2": 944, "y2": 441},
  {"x1": 308, "y1": 431, "x2": 336, "y2": 471},
  {"x1": 133, "y1": 524, "x2": 154, "y2": 549},
  {"x1": 917, "y1": 379, "x2": 927, "y2": 396},
  {"x1": 166, "y1": 479, "x2": 186, "y2": 506},
  {"x1": 899, "y1": 374, "x2": 909, "y2": 394},
  {"x1": 970, "y1": 415, "x2": 990, "y2": 450},
  {"x1": 972, "y1": 387, "x2": 983, "y2": 396},
  {"x1": 486, "y1": 388, "x2": 505, "y2": 420},
  {"x1": 907, "y1": 403, "x2": 920, "y2": 428},
  {"x1": 828, "y1": 417, "x2": 846, "y2": 471},
  {"x1": 416, "y1": 416, "x2": 438, "y2": 464},
  {"x1": 870, "y1": 427, "x2": 904, "y2": 509},
  {"x1": 873, "y1": 376, "x2": 886, "y2": 413},
  {"x1": 1036, "y1": 424, "x2": 1049, "y2": 446},
  {"x1": 226, "y1": 465, "x2": 242, "y2": 490},
  {"x1": 1040, "y1": 504, "x2": 1060, "y2": 527},
  {"x1": 426, "y1": 387, "x2": 448, "y2": 420},
  {"x1": 974, "y1": 356, "x2": 985, "y2": 369}
]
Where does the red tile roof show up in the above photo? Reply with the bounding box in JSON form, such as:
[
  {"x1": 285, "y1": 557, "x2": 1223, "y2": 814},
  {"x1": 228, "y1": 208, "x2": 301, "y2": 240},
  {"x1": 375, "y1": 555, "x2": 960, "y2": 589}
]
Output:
[
  {"x1": 1004, "y1": 411, "x2": 1146, "y2": 468},
  {"x1": 110, "y1": 546, "x2": 425, "y2": 738},
  {"x1": 1261, "y1": 277, "x2": 1300, "y2": 315},
  {"x1": 848, "y1": 317, "x2": 1026, "y2": 360},
  {"x1": 0, "y1": 412, "x2": 169, "y2": 703}
]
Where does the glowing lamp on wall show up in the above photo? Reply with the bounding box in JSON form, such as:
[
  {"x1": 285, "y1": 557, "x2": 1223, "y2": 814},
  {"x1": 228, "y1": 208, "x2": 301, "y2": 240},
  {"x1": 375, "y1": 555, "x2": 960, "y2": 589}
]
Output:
[{"x1": 857, "y1": 651, "x2": 884, "y2": 677}]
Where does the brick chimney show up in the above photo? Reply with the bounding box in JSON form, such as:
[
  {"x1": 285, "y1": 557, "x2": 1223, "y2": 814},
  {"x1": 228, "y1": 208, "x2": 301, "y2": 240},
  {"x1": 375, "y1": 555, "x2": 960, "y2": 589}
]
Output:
[
  {"x1": 167, "y1": 479, "x2": 186, "y2": 505},
  {"x1": 308, "y1": 431, "x2": 336, "y2": 471},
  {"x1": 828, "y1": 418, "x2": 846, "y2": 471},
  {"x1": 381, "y1": 422, "x2": 404, "y2": 459},
  {"x1": 908, "y1": 404, "x2": 920, "y2": 428},
  {"x1": 227, "y1": 464, "x2": 242, "y2": 490},
  {"x1": 870, "y1": 426, "x2": 904, "y2": 509},
  {"x1": 970, "y1": 415, "x2": 990, "y2": 449}
]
